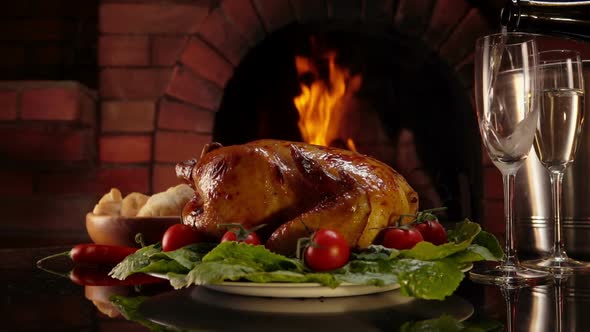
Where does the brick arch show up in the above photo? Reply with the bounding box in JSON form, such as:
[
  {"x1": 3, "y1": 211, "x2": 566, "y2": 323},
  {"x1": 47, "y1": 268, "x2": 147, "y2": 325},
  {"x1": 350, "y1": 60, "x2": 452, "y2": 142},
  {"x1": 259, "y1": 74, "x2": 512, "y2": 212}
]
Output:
[{"x1": 155, "y1": 0, "x2": 493, "y2": 187}]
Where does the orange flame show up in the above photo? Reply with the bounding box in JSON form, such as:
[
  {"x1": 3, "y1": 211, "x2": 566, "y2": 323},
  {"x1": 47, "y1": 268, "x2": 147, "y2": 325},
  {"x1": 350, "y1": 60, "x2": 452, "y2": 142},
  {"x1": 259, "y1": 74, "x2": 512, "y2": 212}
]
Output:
[
  {"x1": 346, "y1": 138, "x2": 357, "y2": 152},
  {"x1": 293, "y1": 52, "x2": 353, "y2": 147}
]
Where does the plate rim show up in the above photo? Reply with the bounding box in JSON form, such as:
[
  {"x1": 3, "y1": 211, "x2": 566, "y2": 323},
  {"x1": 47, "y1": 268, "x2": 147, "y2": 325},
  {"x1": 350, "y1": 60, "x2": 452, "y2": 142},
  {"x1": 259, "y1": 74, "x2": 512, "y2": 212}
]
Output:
[
  {"x1": 146, "y1": 272, "x2": 398, "y2": 288},
  {"x1": 147, "y1": 263, "x2": 472, "y2": 289}
]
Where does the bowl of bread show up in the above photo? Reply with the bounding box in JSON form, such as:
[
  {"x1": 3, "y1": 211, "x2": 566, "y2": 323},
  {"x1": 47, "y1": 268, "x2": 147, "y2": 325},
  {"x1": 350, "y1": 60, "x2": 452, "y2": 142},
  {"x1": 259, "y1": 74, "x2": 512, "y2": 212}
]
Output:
[{"x1": 86, "y1": 184, "x2": 194, "y2": 247}]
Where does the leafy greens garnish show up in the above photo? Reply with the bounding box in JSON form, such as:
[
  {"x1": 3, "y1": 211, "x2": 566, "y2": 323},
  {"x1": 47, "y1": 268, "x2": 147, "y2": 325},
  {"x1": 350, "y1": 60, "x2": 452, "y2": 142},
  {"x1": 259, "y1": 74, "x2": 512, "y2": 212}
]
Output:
[{"x1": 109, "y1": 219, "x2": 502, "y2": 300}]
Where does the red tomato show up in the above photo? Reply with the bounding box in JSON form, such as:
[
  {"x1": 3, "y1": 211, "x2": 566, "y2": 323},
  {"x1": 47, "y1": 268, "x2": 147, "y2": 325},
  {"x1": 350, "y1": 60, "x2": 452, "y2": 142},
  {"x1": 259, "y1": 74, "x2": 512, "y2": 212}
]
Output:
[
  {"x1": 382, "y1": 227, "x2": 424, "y2": 250},
  {"x1": 162, "y1": 224, "x2": 203, "y2": 251},
  {"x1": 415, "y1": 220, "x2": 447, "y2": 245},
  {"x1": 221, "y1": 230, "x2": 261, "y2": 245},
  {"x1": 304, "y1": 229, "x2": 350, "y2": 272}
]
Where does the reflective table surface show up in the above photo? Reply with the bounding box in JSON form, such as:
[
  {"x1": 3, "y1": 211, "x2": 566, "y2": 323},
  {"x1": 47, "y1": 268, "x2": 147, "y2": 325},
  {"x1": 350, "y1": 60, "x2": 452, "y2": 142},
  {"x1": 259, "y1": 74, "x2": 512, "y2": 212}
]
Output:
[{"x1": 3, "y1": 246, "x2": 590, "y2": 332}]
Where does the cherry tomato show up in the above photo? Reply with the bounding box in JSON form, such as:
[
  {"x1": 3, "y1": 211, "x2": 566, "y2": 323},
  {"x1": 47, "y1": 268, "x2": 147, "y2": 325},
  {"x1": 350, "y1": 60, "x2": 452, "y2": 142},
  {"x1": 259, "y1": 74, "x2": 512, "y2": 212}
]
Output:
[
  {"x1": 162, "y1": 224, "x2": 203, "y2": 251},
  {"x1": 415, "y1": 219, "x2": 447, "y2": 245},
  {"x1": 382, "y1": 227, "x2": 424, "y2": 250},
  {"x1": 219, "y1": 223, "x2": 264, "y2": 245},
  {"x1": 304, "y1": 229, "x2": 350, "y2": 272},
  {"x1": 221, "y1": 230, "x2": 261, "y2": 245}
]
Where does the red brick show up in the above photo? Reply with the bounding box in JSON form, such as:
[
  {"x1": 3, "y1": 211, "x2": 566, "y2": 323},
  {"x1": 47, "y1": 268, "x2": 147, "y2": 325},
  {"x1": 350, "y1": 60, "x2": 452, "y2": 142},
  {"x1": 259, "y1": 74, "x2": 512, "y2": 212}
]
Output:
[
  {"x1": 158, "y1": 98, "x2": 215, "y2": 133},
  {"x1": 100, "y1": 68, "x2": 172, "y2": 99},
  {"x1": 99, "y1": 135, "x2": 152, "y2": 163},
  {"x1": 152, "y1": 36, "x2": 188, "y2": 66},
  {"x1": 484, "y1": 166, "x2": 503, "y2": 200},
  {"x1": 99, "y1": 35, "x2": 150, "y2": 66},
  {"x1": 423, "y1": 0, "x2": 470, "y2": 47},
  {"x1": 165, "y1": 66, "x2": 222, "y2": 110},
  {"x1": 198, "y1": 7, "x2": 250, "y2": 65},
  {"x1": 38, "y1": 167, "x2": 150, "y2": 195},
  {"x1": 222, "y1": 0, "x2": 266, "y2": 43},
  {"x1": 0, "y1": 171, "x2": 33, "y2": 196},
  {"x1": 79, "y1": 88, "x2": 97, "y2": 126},
  {"x1": 101, "y1": 101, "x2": 156, "y2": 132},
  {"x1": 21, "y1": 88, "x2": 78, "y2": 121},
  {"x1": 0, "y1": 126, "x2": 93, "y2": 161},
  {"x1": 153, "y1": 164, "x2": 182, "y2": 193},
  {"x1": 99, "y1": 3, "x2": 208, "y2": 34},
  {"x1": 0, "y1": 90, "x2": 18, "y2": 120},
  {"x1": 439, "y1": 9, "x2": 492, "y2": 66},
  {"x1": 0, "y1": 195, "x2": 97, "y2": 236},
  {"x1": 0, "y1": 81, "x2": 96, "y2": 123},
  {"x1": 154, "y1": 131, "x2": 211, "y2": 162},
  {"x1": 253, "y1": 0, "x2": 294, "y2": 32},
  {"x1": 180, "y1": 37, "x2": 234, "y2": 87}
]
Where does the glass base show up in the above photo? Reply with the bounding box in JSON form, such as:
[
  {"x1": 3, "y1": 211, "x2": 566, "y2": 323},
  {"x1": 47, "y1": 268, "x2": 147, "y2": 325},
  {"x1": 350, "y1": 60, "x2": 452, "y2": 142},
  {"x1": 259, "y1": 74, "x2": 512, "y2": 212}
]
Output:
[
  {"x1": 522, "y1": 256, "x2": 590, "y2": 274},
  {"x1": 469, "y1": 262, "x2": 553, "y2": 287}
]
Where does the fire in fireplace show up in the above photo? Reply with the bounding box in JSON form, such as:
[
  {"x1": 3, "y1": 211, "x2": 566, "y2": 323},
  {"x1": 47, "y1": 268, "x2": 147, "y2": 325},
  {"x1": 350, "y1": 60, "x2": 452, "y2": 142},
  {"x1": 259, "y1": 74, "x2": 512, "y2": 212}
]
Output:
[{"x1": 213, "y1": 23, "x2": 482, "y2": 223}]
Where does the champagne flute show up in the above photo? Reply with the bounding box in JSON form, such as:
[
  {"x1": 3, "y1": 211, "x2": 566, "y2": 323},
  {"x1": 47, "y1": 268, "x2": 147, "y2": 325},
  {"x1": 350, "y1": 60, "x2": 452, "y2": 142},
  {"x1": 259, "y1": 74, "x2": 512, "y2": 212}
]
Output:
[
  {"x1": 522, "y1": 50, "x2": 589, "y2": 272},
  {"x1": 470, "y1": 32, "x2": 551, "y2": 285}
]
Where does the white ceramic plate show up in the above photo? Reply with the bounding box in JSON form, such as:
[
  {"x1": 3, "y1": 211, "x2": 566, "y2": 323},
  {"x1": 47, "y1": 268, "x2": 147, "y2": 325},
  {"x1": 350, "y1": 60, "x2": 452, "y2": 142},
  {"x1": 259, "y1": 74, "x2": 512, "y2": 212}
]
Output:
[
  {"x1": 147, "y1": 273, "x2": 399, "y2": 298},
  {"x1": 203, "y1": 281, "x2": 400, "y2": 298},
  {"x1": 149, "y1": 264, "x2": 471, "y2": 299}
]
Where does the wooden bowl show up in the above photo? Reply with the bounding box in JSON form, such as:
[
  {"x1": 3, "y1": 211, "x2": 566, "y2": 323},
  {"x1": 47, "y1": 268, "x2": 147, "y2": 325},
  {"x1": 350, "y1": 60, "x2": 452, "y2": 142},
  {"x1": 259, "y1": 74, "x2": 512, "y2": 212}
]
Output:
[{"x1": 86, "y1": 213, "x2": 180, "y2": 247}]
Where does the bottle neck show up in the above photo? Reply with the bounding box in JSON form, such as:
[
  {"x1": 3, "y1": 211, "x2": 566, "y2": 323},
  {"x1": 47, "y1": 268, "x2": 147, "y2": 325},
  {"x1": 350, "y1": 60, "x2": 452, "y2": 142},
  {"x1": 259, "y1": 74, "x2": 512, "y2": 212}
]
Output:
[
  {"x1": 500, "y1": 0, "x2": 519, "y2": 29},
  {"x1": 501, "y1": 0, "x2": 590, "y2": 40}
]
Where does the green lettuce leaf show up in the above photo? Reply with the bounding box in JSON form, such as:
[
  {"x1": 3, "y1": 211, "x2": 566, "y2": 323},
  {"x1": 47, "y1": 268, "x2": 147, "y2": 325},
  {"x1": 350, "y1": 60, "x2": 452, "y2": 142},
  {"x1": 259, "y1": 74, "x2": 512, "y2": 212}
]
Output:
[
  {"x1": 109, "y1": 244, "x2": 164, "y2": 280},
  {"x1": 243, "y1": 270, "x2": 338, "y2": 287},
  {"x1": 110, "y1": 219, "x2": 502, "y2": 301},
  {"x1": 400, "y1": 220, "x2": 482, "y2": 261},
  {"x1": 110, "y1": 243, "x2": 215, "y2": 280},
  {"x1": 392, "y1": 259, "x2": 464, "y2": 300},
  {"x1": 151, "y1": 243, "x2": 217, "y2": 269},
  {"x1": 473, "y1": 230, "x2": 503, "y2": 260},
  {"x1": 110, "y1": 296, "x2": 185, "y2": 332},
  {"x1": 335, "y1": 271, "x2": 398, "y2": 286},
  {"x1": 352, "y1": 245, "x2": 400, "y2": 261},
  {"x1": 448, "y1": 244, "x2": 500, "y2": 264},
  {"x1": 202, "y1": 241, "x2": 304, "y2": 271},
  {"x1": 170, "y1": 262, "x2": 256, "y2": 289},
  {"x1": 400, "y1": 314, "x2": 485, "y2": 332}
]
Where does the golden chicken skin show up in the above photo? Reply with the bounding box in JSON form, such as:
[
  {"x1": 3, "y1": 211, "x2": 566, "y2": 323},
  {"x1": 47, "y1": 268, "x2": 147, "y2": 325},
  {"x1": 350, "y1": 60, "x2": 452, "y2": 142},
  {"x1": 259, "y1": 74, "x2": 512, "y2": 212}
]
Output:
[{"x1": 176, "y1": 139, "x2": 419, "y2": 256}]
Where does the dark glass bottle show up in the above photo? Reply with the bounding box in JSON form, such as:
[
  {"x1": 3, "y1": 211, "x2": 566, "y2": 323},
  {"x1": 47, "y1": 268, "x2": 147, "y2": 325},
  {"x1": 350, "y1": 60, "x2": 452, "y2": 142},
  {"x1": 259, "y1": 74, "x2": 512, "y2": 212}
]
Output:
[{"x1": 501, "y1": 0, "x2": 590, "y2": 40}]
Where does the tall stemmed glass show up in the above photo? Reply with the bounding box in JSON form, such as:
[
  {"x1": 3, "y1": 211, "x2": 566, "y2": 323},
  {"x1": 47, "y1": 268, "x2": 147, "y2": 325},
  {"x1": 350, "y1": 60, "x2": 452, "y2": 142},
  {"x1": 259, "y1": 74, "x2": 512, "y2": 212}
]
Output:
[
  {"x1": 470, "y1": 32, "x2": 551, "y2": 285},
  {"x1": 523, "y1": 50, "x2": 589, "y2": 272}
]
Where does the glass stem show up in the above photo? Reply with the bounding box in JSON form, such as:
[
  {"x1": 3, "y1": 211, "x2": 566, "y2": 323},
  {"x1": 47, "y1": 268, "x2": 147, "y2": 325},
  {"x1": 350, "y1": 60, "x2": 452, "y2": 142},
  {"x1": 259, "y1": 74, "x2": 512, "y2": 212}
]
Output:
[
  {"x1": 502, "y1": 172, "x2": 518, "y2": 267},
  {"x1": 502, "y1": 286, "x2": 520, "y2": 332},
  {"x1": 554, "y1": 278, "x2": 565, "y2": 332},
  {"x1": 550, "y1": 170, "x2": 567, "y2": 260}
]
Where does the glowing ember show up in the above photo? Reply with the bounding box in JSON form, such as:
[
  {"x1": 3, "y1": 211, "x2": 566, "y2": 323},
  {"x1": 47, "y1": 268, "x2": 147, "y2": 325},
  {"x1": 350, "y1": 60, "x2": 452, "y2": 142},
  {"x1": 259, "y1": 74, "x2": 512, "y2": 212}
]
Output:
[{"x1": 293, "y1": 52, "x2": 360, "y2": 148}]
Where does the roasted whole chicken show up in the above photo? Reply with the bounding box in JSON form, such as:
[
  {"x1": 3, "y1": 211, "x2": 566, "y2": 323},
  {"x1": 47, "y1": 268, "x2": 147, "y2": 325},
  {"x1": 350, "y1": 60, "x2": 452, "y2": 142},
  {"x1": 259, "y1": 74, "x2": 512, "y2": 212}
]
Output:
[{"x1": 176, "y1": 139, "x2": 419, "y2": 256}]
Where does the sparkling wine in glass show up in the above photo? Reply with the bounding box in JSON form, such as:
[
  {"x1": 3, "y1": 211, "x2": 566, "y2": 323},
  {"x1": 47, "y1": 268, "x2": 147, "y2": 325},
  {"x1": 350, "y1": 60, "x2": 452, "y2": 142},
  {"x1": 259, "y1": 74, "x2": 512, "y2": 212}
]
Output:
[
  {"x1": 470, "y1": 32, "x2": 551, "y2": 286},
  {"x1": 523, "y1": 50, "x2": 589, "y2": 272}
]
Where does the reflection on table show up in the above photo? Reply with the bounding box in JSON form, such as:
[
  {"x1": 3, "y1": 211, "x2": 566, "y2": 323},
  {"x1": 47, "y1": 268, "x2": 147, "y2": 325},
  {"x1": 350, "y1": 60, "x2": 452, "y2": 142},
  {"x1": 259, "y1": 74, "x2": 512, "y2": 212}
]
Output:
[{"x1": 3, "y1": 247, "x2": 590, "y2": 331}]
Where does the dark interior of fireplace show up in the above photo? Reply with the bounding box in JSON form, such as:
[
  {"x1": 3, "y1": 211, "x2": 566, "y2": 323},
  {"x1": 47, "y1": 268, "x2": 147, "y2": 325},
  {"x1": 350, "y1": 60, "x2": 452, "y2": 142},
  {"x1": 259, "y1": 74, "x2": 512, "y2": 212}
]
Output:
[{"x1": 214, "y1": 22, "x2": 483, "y2": 223}]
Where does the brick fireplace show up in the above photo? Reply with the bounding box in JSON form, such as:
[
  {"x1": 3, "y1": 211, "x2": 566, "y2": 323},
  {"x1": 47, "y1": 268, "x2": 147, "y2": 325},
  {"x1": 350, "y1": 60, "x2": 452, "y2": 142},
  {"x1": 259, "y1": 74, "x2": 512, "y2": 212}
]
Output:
[{"x1": 0, "y1": 0, "x2": 506, "y2": 246}]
